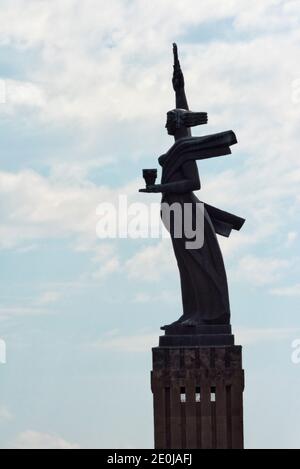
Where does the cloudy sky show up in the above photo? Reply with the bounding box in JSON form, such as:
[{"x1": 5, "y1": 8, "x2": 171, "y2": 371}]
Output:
[{"x1": 0, "y1": 0, "x2": 300, "y2": 449}]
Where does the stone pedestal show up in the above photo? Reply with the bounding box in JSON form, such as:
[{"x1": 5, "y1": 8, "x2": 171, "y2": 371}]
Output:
[{"x1": 151, "y1": 328, "x2": 244, "y2": 449}]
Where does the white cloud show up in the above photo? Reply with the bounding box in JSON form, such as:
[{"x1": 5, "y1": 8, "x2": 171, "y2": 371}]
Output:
[
  {"x1": 90, "y1": 243, "x2": 116, "y2": 263},
  {"x1": 133, "y1": 292, "x2": 152, "y2": 303},
  {"x1": 235, "y1": 326, "x2": 299, "y2": 345},
  {"x1": 36, "y1": 291, "x2": 61, "y2": 305},
  {"x1": 0, "y1": 0, "x2": 298, "y2": 129},
  {"x1": 125, "y1": 240, "x2": 176, "y2": 282},
  {"x1": 92, "y1": 256, "x2": 120, "y2": 279},
  {"x1": 14, "y1": 431, "x2": 80, "y2": 450},
  {"x1": 270, "y1": 284, "x2": 300, "y2": 297},
  {"x1": 15, "y1": 244, "x2": 38, "y2": 254},
  {"x1": 93, "y1": 330, "x2": 158, "y2": 353},
  {"x1": 49, "y1": 158, "x2": 114, "y2": 186},
  {"x1": 234, "y1": 255, "x2": 290, "y2": 286},
  {"x1": 0, "y1": 290, "x2": 63, "y2": 320},
  {"x1": 0, "y1": 169, "x2": 135, "y2": 252},
  {"x1": 286, "y1": 231, "x2": 298, "y2": 246},
  {"x1": 133, "y1": 290, "x2": 177, "y2": 304},
  {"x1": 5, "y1": 79, "x2": 46, "y2": 109},
  {"x1": 0, "y1": 307, "x2": 46, "y2": 320},
  {"x1": 0, "y1": 405, "x2": 13, "y2": 422},
  {"x1": 233, "y1": 0, "x2": 299, "y2": 33}
]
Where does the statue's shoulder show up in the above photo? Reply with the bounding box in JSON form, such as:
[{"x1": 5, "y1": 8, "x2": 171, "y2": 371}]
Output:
[
  {"x1": 159, "y1": 138, "x2": 201, "y2": 172},
  {"x1": 167, "y1": 137, "x2": 198, "y2": 155}
]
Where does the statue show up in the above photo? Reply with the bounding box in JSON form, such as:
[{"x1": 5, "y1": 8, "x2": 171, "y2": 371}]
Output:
[{"x1": 140, "y1": 44, "x2": 245, "y2": 329}]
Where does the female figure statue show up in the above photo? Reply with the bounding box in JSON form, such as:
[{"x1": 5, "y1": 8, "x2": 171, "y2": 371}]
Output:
[{"x1": 140, "y1": 44, "x2": 244, "y2": 328}]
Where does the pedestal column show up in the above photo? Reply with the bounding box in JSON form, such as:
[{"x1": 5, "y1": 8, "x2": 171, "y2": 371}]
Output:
[{"x1": 151, "y1": 326, "x2": 244, "y2": 449}]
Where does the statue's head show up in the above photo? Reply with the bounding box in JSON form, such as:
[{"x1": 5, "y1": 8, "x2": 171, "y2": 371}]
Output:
[{"x1": 165, "y1": 109, "x2": 208, "y2": 135}]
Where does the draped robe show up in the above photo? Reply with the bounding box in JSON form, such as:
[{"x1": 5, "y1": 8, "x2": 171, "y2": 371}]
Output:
[{"x1": 159, "y1": 131, "x2": 245, "y2": 324}]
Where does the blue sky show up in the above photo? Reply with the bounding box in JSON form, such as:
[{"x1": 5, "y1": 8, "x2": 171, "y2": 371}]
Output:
[{"x1": 0, "y1": 0, "x2": 300, "y2": 449}]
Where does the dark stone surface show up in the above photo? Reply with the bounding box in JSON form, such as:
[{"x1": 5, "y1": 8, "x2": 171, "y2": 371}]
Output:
[
  {"x1": 159, "y1": 324, "x2": 234, "y2": 347},
  {"x1": 151, "y1": 345, "x2": 244, "y2": 449},
  {"x1": 159, "y1": 334, "x2": 234, "y2": 347},
  {"x1": 161, "y1": 324, "x2": 232, "y2": 335}
]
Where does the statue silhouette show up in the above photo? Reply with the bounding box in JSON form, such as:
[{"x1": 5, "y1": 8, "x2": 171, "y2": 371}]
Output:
[{"x1": 140, "y1": 44, "x2": 245, "y2": 329}]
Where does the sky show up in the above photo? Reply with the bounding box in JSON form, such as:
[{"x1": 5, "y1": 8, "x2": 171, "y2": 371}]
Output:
[{"x1": 0, "y1": 0, "x2": 300, "y2": 449}]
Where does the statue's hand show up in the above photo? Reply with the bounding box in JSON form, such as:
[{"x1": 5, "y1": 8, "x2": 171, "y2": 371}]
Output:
[
  {"x1": 172, "y1": 43, "x2": 184, "y2": 91},
  {"x1": 148, "y1": 185, "x2": 161, "y2": 192},
  {"x1": 172, "y1": 66, "x2": 185, "y2": 92},
  {"x1": 139, "y1": 185, "x2": 161, "y2": 193}
]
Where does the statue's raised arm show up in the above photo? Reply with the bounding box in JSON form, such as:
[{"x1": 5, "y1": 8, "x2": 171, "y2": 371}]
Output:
[{"x1": 172, "y1": 43, "x2": 189, "y2": 110}]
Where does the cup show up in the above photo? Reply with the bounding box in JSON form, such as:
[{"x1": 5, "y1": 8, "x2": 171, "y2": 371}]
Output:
[{"x1": 143, "y1": 169, "x2": 157, "y2": 188}]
